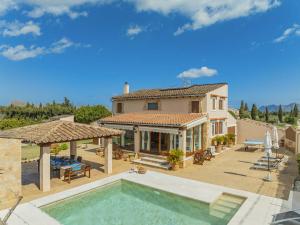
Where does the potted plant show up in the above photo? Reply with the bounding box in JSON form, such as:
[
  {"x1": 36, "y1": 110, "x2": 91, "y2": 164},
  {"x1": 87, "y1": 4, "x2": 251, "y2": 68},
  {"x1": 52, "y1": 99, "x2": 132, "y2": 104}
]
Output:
[
  {"x1": 226, "y1": 134, "x2": 236, "y2": 147},
  {"x1": 212, "y1": 137, "x2": 218, "y2": 146},
  {"x1": 167, "y1": 149, "x2": 184, "y2": 171},
  {"x1": 215, "y1": 136, "x2": 223, "y2": 153}
]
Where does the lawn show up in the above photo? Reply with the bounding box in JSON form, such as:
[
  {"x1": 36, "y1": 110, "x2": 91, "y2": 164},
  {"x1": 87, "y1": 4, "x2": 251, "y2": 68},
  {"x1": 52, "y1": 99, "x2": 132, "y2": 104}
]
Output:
[{"x1": 21, "y1": 139, "x2": 93, "y2": 161}]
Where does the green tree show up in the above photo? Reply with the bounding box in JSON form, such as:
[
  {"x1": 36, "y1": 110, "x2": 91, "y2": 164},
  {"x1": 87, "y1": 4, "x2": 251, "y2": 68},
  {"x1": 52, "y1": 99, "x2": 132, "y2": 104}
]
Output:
[
  {"x1": 75, "y1": 105, "x2": 111, "y2": 124},
  {"x1": 239, "y1": 101, "x2": 245, "y2": 118},
  {"x1": 244, "y1": 103, "x2": 249, "y2": 112},
  {"x1": 251, "y1": 104, "x2": 258, "y2": 120},
  {"x1": 265, "y1": 107, "x2": 269, "y2": 123},
  {"x1": 278, "y1": 105, "x2": 283, "y2": 123},
  {"x1": 293, "y1": 104, "x2": 299, "y2": 118}
]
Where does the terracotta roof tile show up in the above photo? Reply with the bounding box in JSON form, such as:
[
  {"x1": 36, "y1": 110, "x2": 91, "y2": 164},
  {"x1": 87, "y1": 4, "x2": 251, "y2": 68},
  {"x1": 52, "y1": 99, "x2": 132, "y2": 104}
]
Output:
[
  {"x1": 112, "y1": 83, "x2": 227, "y2": 100},
  {"x1": 100, "y1": 113, "x2": 207, "y2": 128},
  {"x1": 0, "y1": 120, "x2": 122, "y2": 145}
]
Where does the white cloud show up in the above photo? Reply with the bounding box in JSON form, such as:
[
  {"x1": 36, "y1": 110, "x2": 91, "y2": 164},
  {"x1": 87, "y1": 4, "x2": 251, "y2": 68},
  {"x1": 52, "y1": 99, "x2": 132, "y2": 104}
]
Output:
[
  {"x1": 0, "y1": 0, "x2": 17, "y2": 15},
  {"x1": 0, "y1": 45, "x2": 44, "y2": 61},
  {"x1": 25, "y1": 0, "x2": 111, "y2": 19},
  {"x1": 0, "y1": 38, "x2": 90, "y2": 61},
  {"x1": 49, "y1": 38, "x2": 75, "y2": 53},
  {"x1": 127, "y1": 0, "x2": 281, "y2": 35},
  {"x1": 274, "y1": 24, "x2": 300, "y2": 43},
  {"x1": 177, "y1": 66, "x2": 218, "y2": 79},
  {"x1": 126, "y1": 25, "x2": 143, "y2": 38},
  {"x1": 0, "y1": 20, "x2": 41, "y2": 37}
]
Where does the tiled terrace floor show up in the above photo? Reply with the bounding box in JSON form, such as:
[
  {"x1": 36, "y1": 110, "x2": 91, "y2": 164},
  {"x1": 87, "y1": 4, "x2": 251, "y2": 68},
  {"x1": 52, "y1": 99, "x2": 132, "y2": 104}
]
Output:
[{"x1": 6, "y1": 144, "x2": 297, "y2": 210}]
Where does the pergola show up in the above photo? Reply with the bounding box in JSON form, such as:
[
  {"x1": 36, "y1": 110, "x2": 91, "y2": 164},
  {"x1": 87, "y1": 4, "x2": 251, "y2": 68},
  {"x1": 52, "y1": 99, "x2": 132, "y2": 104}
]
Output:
[{"x1": 0, "y1": 120, "x2": 122, "y2": 192}]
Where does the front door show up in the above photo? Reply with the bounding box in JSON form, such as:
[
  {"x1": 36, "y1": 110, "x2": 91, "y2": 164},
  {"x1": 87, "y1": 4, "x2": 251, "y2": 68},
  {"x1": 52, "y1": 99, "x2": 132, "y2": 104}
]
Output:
[{"x1": 150, "y1": 132, "x2": 159, "y2": 154}]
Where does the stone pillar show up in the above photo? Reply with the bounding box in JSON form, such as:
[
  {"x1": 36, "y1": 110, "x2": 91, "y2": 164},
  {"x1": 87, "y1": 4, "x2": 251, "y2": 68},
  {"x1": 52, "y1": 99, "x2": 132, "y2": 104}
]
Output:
[
  {"x1": 202, "y1": 122, "x2": 209, "y2": 149},
  {"x1": 120, "y1": 134, "x2": 125, "y2": 147},
  {"x1": 40, "y1": 144, "x2": 51, "y2": 192},
  {"x1": 104, "y1": 137, "x2": 112, "y2": 174},
  {"x1": 179, "y1": 130, "x2": 187, "y2": 168},
  {"x1": 147, "y1": 131, "x2": 151, "y2": 151},
  {"x1": 134, "y1": 128, "x2": 140, "y2": 154},
  {"x1": 169, "y1": 134, "x2": 174, "y2": 150},
  {"x1": 0, "y1": 138, "x2": 22, "y2": 206},
  {"x1": 141, "y1": 131, "x2": 145, "y2": 151},
  {"x1": 70, "y1": 141, "x2": 77, "y2": 158}
]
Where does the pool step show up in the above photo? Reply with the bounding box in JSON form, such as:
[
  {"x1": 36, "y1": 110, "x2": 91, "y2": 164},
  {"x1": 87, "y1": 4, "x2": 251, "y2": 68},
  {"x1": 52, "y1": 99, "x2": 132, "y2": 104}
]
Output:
[
  {"x1": 210, "y1": 194, "x2": 245, "y2": 220},
  {"x1": 133, "y1": 157, "x2": 170, "y2": 170}
]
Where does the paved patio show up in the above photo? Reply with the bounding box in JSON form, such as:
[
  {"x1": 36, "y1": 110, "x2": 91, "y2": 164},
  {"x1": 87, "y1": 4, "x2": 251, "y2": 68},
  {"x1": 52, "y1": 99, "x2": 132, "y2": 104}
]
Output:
[{"x1": 9, "y1": 144, "x2": 298, "y2": 210}]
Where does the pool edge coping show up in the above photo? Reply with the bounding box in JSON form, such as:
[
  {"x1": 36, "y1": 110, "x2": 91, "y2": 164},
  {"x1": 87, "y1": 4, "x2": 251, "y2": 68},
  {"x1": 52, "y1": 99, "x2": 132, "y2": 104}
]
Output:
[{"x1": 1, "y1": 171, "x2": 291, "y2": 225}]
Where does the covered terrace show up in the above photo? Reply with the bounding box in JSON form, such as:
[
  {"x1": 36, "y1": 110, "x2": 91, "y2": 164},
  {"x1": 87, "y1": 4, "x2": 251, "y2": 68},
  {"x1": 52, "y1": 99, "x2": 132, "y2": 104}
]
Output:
[{"x1": 0, "y1": 120, "x2": 122, "y2": 195}]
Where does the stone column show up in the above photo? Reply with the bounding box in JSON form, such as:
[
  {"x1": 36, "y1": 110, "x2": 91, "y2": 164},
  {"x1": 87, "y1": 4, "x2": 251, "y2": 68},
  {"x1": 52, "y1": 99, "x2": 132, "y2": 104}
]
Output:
[
  {"x1": 39, "y1": 144, "x2": 51, "y2": 192},
  {"x1": 120, "y1": 134, "x2": 125, "y2": 147},
  {"x1": 141, "y1": 131, "x2": 145, "y2": 151},
  {"x1": 147, "y1": 131, "x2": 151, "y2": 151},
  {"x1": 134, "y1": 128, "x2": 140, "y2": 154},
  {"x1": 104, "y1": 137, "x2": 112, "y2": 174},
  {"x1": 179, "y1": 130, "x2": 187, "y2": 168},
  {"x1": 202, "y1": 123, "x2": 209, "y2": 149},
  {"x1": 169, "y1": 134, "x2": 174, "y2": 150},
  {"x1": 70, "y1": 141, "x2": 77, "y2": 158}
]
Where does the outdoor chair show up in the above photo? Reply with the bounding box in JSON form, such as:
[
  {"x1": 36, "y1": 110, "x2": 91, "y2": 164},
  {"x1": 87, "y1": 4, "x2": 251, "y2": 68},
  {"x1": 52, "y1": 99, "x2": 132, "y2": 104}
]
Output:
[
  {"x1": 77, "y1": 156, "x2": 82, "y2": 162},
  {"x1": 64, "y1": 164, "x2": 91, "y2": 184},
  {"x1": 113, "y1": 149, "x2": 124, "y2": 160},
  {"x1": 271, "y1": 209, "x2": 300, "y2": 224}
]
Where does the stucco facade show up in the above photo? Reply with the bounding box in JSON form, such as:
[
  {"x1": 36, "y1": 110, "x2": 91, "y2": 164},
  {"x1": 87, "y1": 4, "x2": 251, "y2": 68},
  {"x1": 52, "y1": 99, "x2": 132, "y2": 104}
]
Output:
[{"x1": 111, "y1": 83, "x2": 233, "y2": 143}]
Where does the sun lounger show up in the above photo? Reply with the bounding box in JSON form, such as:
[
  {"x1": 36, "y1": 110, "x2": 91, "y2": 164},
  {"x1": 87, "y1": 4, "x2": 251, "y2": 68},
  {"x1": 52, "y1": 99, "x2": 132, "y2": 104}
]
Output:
[
  {"x1": 271, "y1": 209, "x2": 300, "y2": 224},
  {"x1": 252, "y1": 161, "x2": 280, "y2": 170}
]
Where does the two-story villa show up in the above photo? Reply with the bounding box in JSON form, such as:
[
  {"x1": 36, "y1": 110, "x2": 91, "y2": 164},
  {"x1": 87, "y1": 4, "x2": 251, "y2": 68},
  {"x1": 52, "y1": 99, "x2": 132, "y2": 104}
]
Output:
[{"x1": 100, "y1": 82, "x2": 236, "y2": 166}]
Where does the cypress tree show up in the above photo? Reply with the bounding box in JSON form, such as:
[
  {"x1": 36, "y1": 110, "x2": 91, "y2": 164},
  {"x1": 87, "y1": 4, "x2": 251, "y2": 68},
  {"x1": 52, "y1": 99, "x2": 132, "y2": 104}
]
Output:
[
  {"x1": 293, "y1": 104, "x2": 299, "y2": 118},
  {"x1": 244, "y1": 103, "x2": 249, "y2": 112},
  {"x1": 278, "y1": 105, "x2": 283, "y2": 123},
  {"x1": 239, "y1": 100, "x2": 245, "y2": 118},
  {"x1": 265, "y1": 107, "x2": 269, "y2": 123},
  {"x1": 251, "y1": 104, "x2": 258, "y2": 120}
]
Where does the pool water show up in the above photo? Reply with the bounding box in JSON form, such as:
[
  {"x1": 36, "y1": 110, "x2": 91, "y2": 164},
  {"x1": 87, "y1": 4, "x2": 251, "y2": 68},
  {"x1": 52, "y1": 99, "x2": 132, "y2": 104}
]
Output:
[{"x1": 42, "y1": 180, "x2": 243, "y2": 225}]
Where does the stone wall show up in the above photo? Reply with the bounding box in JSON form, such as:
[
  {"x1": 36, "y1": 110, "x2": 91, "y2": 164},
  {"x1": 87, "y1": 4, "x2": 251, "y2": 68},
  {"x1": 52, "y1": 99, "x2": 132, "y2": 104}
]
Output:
[
  {"x1": 237, "y1": 119, "x2": 285, "y2": 144},
  {"x1": 0, "y1": 138, "x2": 22, "y2": 208}
]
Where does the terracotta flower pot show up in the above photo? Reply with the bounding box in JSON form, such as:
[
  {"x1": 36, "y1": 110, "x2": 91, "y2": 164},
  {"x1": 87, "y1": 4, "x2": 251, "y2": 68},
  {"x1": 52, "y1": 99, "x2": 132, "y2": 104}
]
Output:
[
  {"x1": 216, "y1": 145, "x2": 222, "y2": 153},
  {"x1": 171, "y1": 163, "x2": 179, "y2": 171}
]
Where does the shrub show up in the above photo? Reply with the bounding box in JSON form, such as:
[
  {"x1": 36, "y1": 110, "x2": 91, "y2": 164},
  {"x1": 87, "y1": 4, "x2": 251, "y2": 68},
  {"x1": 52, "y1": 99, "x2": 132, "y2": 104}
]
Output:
[
  {"x1": 167, "y1": 149, "x2": 184, "y2": 165},
  {"x1": 59, "y1": 143, "x2": 68, "y2": 151}
]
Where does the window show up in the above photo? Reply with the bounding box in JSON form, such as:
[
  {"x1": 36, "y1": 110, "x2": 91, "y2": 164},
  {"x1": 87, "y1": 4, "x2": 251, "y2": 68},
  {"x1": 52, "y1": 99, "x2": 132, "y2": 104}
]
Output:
[
  {"x1": 219, "y1": 99, "x2": 224, "y2": 110},
  {"x1": 116, "y1": 102, "x2": 123, "y2": 113},
  {"x1": 212, "y1": 120, "x2": 224, "y2": 136},
  {"x1": 186, "y1": 129, "x2": 193, "y2": 152},
  {"x1": 148, "y1": 102, "x2": 159, "y2": 110},
  {"x1": 191, "y1": 101, "x2": 200, "y2": 113},
  {"x1": 212, "y1": 98, "x2": 216, "y2": 110}
]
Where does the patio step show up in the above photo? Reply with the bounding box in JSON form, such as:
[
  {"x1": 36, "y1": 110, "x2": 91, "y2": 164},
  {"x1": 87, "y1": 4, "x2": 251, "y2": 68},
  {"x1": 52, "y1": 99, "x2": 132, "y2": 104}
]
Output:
[
  {"x1": 132, "y1": 159, "x2": 170, "y2": 170},
  {"x1": 140, "y1": 157, "x2": 168, "y2": 164}
]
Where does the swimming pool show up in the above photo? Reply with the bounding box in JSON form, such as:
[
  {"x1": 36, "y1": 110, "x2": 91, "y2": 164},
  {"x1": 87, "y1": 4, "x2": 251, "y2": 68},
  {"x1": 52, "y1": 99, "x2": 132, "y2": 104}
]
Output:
[{"x1": 42, "y1": 180, "x2": 244, "y2": 225}]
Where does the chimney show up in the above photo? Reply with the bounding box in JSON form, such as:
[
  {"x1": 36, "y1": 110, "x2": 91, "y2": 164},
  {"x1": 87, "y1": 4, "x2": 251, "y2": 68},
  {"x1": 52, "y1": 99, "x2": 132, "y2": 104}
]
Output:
[{"x1": 123, "y1": 82, "x2": 129, "y2": 94}]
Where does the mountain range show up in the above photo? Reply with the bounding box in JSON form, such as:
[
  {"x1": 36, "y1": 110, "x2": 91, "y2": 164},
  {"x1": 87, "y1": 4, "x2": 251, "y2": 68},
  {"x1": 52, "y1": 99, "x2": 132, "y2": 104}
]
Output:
[{"x1": 259, "y1": 103, "x2": 300, "y2": 112}]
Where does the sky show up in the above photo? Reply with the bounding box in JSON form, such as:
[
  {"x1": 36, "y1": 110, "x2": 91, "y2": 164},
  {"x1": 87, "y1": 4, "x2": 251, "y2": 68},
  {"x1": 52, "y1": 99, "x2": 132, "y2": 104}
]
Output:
[{"x1": 0, "y1": 0, "x2": 299, "y2": 109}]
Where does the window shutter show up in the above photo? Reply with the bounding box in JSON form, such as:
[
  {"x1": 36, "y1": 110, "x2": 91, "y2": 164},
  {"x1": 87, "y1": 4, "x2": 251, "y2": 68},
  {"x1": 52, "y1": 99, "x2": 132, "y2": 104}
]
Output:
[{"x1": 188, "y1": 101, "x2": 192, "y2": 113}]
